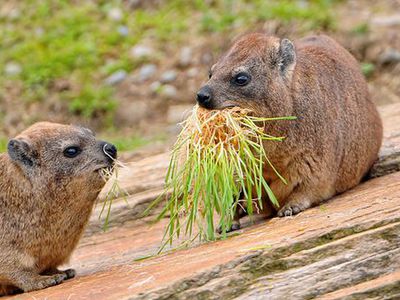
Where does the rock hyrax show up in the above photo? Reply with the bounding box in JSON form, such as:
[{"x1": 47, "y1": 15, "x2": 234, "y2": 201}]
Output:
[
  {"x1": 0, "y1": 122, "x2": 117, "y2": 295},
  {"x1": 197, "y1": 33, "x2": 383, "y2": 228}
]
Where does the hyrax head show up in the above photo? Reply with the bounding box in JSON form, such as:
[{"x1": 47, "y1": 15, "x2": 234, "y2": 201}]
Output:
[
  {"x1": 197, "y1": 33, "x2": 296, "y2": 116},
  {"x1": 7, "y1": 122, "x2": 117, "y2": 189}
]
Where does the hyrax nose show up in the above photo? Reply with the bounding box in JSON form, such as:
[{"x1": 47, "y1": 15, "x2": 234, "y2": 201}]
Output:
[
  {"x1": 102, "y1": 142, "x2": 117, "y2": 160},
  {"x1": 196, "y1": 86, "x2": 213, "y2": 108}
]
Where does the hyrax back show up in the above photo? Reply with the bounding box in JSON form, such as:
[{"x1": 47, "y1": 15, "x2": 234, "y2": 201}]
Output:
[
  {"x1": 197, "y1": 33, "x2": 382, "y2": 225},
  {"x1": 0, "y1": 122, "x2": 117, "y2": 295}
]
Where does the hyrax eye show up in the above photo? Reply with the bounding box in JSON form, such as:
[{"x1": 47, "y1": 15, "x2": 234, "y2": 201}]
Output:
[
  {"x1": 233, "y1": 72, "x2": 251, "y2": 86},
  {"x1": 63, "y1": 146, "x2": 82, "y2": 158},
  {"x1": 208, "y1": 70, "x2": 212, "y2": 79}
]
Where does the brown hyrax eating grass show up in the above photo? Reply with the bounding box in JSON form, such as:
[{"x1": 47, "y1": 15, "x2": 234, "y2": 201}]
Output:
[
  {"x1": 0, "y1": 122, "x2": 117, "y2": 296},
  {"x1": 196, "y1": 33, "x2": 383, "y2": 229}
]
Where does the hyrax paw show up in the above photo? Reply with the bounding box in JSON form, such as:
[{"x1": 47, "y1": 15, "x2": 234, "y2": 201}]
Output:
[
  {"x1": 63, "y1": 269, "x2": 76, "y2": 279},
  {"x1": 40, "y1": 274, "x2": 66, "y2": 289},
  {"x1": 217, "y1": 221, "x2": 241, "y2": 234},
  {"x1": 24, "y1": 274, "x2": 66, "y2": 292},
  {"x1": 277, "y1": 203, "x2": 304, "y2": 217},
  {"x1": 46, "y1": 274, "x2": 66, "y2": 287}
]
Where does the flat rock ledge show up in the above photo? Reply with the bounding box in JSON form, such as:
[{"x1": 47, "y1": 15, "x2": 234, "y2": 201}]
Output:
[{"x1": 5, "y1": 103, "x2": 400, "y2": 300}]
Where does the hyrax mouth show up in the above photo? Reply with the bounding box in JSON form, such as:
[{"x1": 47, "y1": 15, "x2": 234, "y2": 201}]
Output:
[{"x1": 98, "y1": 165, "x2": 115, "y2": 181}]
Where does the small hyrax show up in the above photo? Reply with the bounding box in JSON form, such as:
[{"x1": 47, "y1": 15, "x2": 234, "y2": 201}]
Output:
[
  {"x1": 196, "y1": 33, "x2": 383, "y2": 229},
  {"x1": 0, "y1": 122, "x2": 117, "y2": 295}
]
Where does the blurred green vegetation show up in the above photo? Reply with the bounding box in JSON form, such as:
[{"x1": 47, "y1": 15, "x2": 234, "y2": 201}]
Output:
[
  {"x1": 197, "y1": 0, "x2": 334, "y2": 32},
  {"x1": 0, "y1": 0, "x2": 335, "y2": 151},
  {"x1": 361, "y1": 62, "x2": 376, "y2": 78},
  {"x1": 351, "y1": 22, "x2": 370, "y2": 35},
  {"x1": 100, "y1": 133, "x2": 166, "y2": 152},
  {"x1": 0, "y1": 137, "x2": 7, "y2": 153}
]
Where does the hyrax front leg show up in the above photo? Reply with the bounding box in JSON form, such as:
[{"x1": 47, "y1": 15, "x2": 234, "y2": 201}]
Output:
[
  {"x1": 277, "y1": 191, "x2": 314, "y2": 217},
  {"x1": 277, "y1": 181, "x2": 335, "y2": 217},
  {"x1": 217, "y1": 196, "x2": 247, "y2": 234},
  {"x1": 6, "y1": 269, "x2": 67, "y2": 293},
  {"x1": 229, "y1": 204, "x2": 248, "y2": 232},
  {"x1": 218, "y1": 189, "x2": 277, "y2": 234}
]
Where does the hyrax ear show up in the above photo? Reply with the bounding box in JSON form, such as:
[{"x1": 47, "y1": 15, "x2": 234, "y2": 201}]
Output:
[
  {"x1": 278, "y1": 38, "x2": 296, "y2": 79},
  {"x1": 7, "y1": 138, "x2": 37, "y2": 167}
]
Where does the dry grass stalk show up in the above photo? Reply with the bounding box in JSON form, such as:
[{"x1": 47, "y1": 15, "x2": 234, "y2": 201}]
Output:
[{"x1": 99, "y1": 145, "x2": 129, "y2": 230}]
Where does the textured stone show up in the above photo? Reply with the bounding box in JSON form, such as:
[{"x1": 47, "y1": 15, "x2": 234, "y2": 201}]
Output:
[
  {"x1": 9, "y1": 172, "x2": 400, "y2": 300},
  {"x1": 5, "y1": 103, "x2": 400, "y2": 300}
]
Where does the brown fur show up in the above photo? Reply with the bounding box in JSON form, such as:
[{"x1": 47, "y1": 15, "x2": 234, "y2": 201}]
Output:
[
  {"x1": 0, "y1": 122, "x2": 116, "y2": 295},
  {"x1": 198, "y1": 33, "x2": 383, "y2": 228}
]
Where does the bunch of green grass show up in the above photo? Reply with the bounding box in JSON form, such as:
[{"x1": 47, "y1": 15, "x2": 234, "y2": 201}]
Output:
[{"x1": 151, "y1": 105, "x2": 296, "y2": 248}]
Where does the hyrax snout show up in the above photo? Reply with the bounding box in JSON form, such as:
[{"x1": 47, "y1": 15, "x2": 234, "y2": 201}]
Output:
[
  {"x1": 0, "y1": 122, "x2": 117, "y2": 295},
  {"x1": 198, "y1": 33, "x2": 382, "y2": 228}
]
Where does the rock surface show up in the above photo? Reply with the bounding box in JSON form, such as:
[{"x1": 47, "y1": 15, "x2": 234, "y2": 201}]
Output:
[{"x1": 4, "y1": 104, "x2": 400, "y2": 300}]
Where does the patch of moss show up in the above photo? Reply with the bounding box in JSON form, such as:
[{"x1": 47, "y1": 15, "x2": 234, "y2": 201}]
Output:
[{"x1": 361, "y1": 63, "x2": 375, "y2": 78}]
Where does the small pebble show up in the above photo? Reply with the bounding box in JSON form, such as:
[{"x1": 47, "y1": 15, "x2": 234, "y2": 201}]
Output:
[
  {"x1": 201, "y1": 53, "x2": 213, "y2": 65},
  {"x1": 138, "y1": 64, "x2": 157, "y2": 82},
  {"x1": 179, "y1": 47, "x2": 192, "y2": 67},
  {"x1": 104, "y1": 70, "x2": 127, "y2": 85},
  {"x1": 160, "y1": 70, "x2": 177, "y2": 83},
  {"x1": 8, "y1": 8, "x2": 20, "y2": 20},
  {"x1": 108, "y1": 7, "x2": 123, "y2": 21},
  {"x1": 34, "y1": 27, "x2": 44, "y2": 37},
  {"x1": 378, "y1": 49, "x2": 400, "y2": 65},
  {"x1": 149, "y1": 81, "x2": 162, "y2": 93},
  {"x1": 117, "y1": 25, "x2": 129, "y2": 36},
  {"x1": 130, "y1": 45, "x2": 153, "y2": 59},
  {"x1": 187, "y1": 67, "x2": 198, "y2": 78},
  {"x1": 5, "y1": 62, "x2": 22, "y2": 76},
  {"x1": 160, "y1": 84, "x2": 178, "y2": 99}
]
